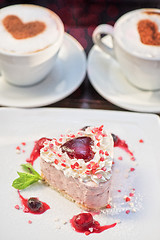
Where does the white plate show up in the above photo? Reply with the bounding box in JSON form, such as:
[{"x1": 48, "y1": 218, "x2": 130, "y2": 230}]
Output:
[
  {"x1": 0, "y1": 107, "x2": 160, "y2": 240},
  {"x1": 87, "y1": 36, "x2": 160, "y2": 113},
  {"x1": 0, "y1": 33, "x2": 86, "y2": 108}
]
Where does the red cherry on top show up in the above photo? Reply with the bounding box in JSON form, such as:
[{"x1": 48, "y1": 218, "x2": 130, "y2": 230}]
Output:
[{"x1": 61, "y1": 137, "x2": 95, "y2": 162}]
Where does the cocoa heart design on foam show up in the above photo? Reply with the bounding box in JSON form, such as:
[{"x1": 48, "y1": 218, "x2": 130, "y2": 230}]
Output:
[
  {"x1": 3, "y1": 15, "x2": 46, "y2": 40},
  {"x1": 137, "y1": 19, "x2": 160, "y2": 46}
]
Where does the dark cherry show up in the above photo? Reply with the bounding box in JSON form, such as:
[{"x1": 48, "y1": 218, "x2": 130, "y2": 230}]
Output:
[
  {"x1": 18, "y1": 190, "x2": 50, "y2": 215},
  {"x1": 81, "y1": 126, "x2": 90, "y2": 131},
  {"x1": 61, "y1": 137, "x2": 95, "y2": 162},
  {"x1": 27, "y1": 197, "x2": 42, "y2": 212},
  {"x1": 73, "y1": 213, "x2": 94, "y2": 231},
  {"x1": 111, "y1": 133, "x2": 134, "y2": 157},
  {"x1": 111, "y1": 133, "x2": 118, "y2": 146}
]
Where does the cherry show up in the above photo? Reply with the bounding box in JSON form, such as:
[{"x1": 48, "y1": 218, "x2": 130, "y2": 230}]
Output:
[
  {"x1": 18, "y1": 191, "x2": 50, "y2": 215},
  {"x1": 81, "y1": 126, "x2": 90, "y2": 131},
  {"x1": 73, "y1": 213, "x2": 94, "y2": 231},
  {"x1": 111, "y1": 133, "x2": 118, "y2": 146},
  {"x1": 70, "y1": 212, "x2": 117, "y2": 235},
  {"x1": 27, "y1": 197, "x2": 42, "y2": 212},
  {"x1": 111, "y1": 133, "x2": 134, "y2": 156},
  {"x1": 61, "y1": 137, "x2": 95, "y2": 162}
]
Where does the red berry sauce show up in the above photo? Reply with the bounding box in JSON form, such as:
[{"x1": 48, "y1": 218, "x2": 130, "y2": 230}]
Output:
[
  {"x1": 70, "y1": 213, "x2": 116, "y2": 235},
  {"x1": 26, "y1": 137, "x2": 51, "y2": 165},
  {"x1": 18, "y1": 190, "x2": 50, "y2": 214},
  {"x1": 61, "y1": 137, "x2": 95, "y2": 163},
  {"x1": 112, "y1": 134, "x2": 134, "y2": 157}
]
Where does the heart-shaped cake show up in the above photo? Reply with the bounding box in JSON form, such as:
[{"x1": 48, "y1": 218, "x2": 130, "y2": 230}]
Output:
[
  {"x1": 3, "y1": 15, "x2": 46, "y2": 39},
  {"x1": 40, "y1": 126, "x2": 114, "y2": 210},
  {"x1": 137, "y1": 19, "x2": 160, "y2": 46}
]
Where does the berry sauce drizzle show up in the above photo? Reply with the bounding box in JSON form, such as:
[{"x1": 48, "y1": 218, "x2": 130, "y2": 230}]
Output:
[
  {"x1": 26, "y1": 137, "x2": 51, "y2": 165},
  {"x1": 112, "y1": 134, "x2": 134, "y2": 157},
  {"x1": 70, "y1": 213, "x2": 117, "y2": 235},
  {"x1": 18, "y1": 190, "x2": 50, "y2": 214}
]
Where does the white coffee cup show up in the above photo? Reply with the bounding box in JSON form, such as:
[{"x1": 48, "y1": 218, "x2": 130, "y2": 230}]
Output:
[
  {"x1": 0, "y1": 4, "x2": 64, "y2": 86},
  {"x1": 93, "y1": 8, "x2": 160, "y2": 91}
]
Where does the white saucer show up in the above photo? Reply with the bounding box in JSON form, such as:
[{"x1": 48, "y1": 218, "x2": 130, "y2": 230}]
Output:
[
  {"x1": 87, "y1": 36, "x2": 160, "y2": 113},
  {"x1": 0, "y1": 33, "x2": 86, "y2": 108}
]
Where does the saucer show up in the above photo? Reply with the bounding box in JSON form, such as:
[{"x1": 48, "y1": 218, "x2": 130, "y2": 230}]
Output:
[
  {"x1": 0, "y1": 33, "x2": 86, "y2": 108},
  {"x1": 87, "y1": 36, "x2": 160, "y2": 113}
]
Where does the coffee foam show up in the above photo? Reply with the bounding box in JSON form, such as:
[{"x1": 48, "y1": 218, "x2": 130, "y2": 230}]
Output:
[
  {"x1": 114, "y1": 9, "x2": 160, "y2": 58},
  {"x1": 0, "y1": 5, "x2": 61, "y2": 54}
]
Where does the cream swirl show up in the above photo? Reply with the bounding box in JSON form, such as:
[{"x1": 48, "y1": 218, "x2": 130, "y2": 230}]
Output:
[{"x1": 40, "y1": 126, "x2": 114, "y2": 184}]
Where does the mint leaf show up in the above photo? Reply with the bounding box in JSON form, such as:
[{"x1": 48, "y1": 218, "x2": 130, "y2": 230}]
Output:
[
  {"x1": 12, "y1": 164, "x2": 42, "y2": 190},
  {"x1": 21, "y1": 163, "x2": 41, "y2": 178}
]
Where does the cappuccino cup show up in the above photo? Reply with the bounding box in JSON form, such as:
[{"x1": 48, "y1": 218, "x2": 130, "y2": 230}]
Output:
[
  {"x1": 93, "y1": 8, "x2": 160, "y2": 91},
  {"x1": 0, "y1": 4, "x2": 64, "y2": 86}
]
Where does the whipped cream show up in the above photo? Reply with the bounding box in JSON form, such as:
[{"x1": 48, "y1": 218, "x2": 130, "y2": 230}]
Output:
[{"x1": 40, "y1": 126, "x2": 114, "y2": 184}]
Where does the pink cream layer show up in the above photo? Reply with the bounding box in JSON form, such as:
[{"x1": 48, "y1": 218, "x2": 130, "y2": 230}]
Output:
[{"x1": 40, "y1": 158, "x2": 111, "y2": 210}]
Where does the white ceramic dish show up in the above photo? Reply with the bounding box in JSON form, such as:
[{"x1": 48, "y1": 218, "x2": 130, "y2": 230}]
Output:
[
  {"x1": 0, "y1": 33, "x2": 86, "y2": 107},
  {"x1": 0, "y1": 108, "x2": 160, "y2": 240},
  {"x1": 87, "y1": 36, "x2": 160, "y2": 113}
]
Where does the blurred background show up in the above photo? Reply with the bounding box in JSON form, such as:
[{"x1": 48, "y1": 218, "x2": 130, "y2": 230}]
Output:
[
  {"x1": 0, "y1": 0, "x2": 160, "y2": 110},
  {"x1": 0, "y1": 0, "x2": 160, "y2": 54}
]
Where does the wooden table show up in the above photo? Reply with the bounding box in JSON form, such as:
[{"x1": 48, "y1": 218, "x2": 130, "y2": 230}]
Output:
[
  {"x1": 50, "y1": 74, "x2": 129, "y2": 112},
  {"x1": 49, "y1": 71, "x2": 160, "y2": 117}
]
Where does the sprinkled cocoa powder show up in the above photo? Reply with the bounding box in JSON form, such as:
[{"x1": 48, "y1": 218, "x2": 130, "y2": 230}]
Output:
[
  {"x1": 137, "y1": 19, "x2": 160, "y2": 46},
  {"x1": 3, "y1": 15, "x2": 46, "y2": 39}
]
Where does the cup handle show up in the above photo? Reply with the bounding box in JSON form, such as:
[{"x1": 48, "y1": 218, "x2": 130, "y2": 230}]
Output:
[{"x1": 92, "y1": 24, "x2": 115, "y2": 59}]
